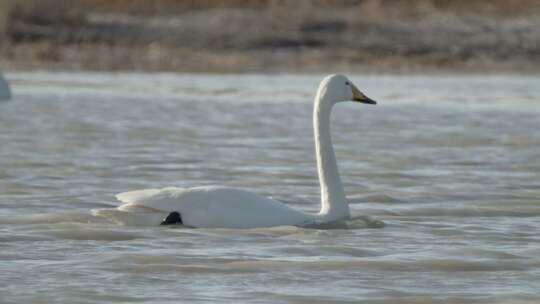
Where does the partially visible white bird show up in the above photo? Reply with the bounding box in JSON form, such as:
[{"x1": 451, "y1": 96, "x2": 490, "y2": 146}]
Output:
[
  {"x1": 0, "y1": 72, "x2": 11, "y2": 101},
  {"x1": 110, "y1": 74, "x2": 377, "y2": 228}
]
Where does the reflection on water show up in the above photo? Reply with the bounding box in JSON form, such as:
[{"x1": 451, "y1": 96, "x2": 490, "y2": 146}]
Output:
[{"x1": 1, "y1": 72, "x2": 539, "y2": 303}]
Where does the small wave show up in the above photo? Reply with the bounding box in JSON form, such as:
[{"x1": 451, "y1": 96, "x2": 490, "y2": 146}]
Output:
[
  {"x1": 0, "y1": 234, "x2": 55, "y2": 243},
  {"x1": 216, "y1": 225, "x2": 304, "y2": 237},
  {"x1": 394, "y1": 206, "x2": 540, "y2": 217},
  {"x1": 40, "y1": 225, "x2": 144, "y2": 241},
  {"x1": 349, "y1": 193, "x2": 405, "y2": 204},
  {"x1": 277, "y1": 245, "x2": 381, "y2": 258},
  {"x1": 449, "y1": 247, "x2": 522, "y2": 259},
  {"x1": 0, "y1": 210, "x2": 101, "y2": 225},
  {"x1": 301, "y1": 216, "x2": 385, "y2": 230},
  {"x1": 222, "y1": 258, "x2": 537, "y2": 272},
  {"x1": 138, "y1": 258, "x2": 529, "y2": 274},
  {"x1": 348, "y1": 215, "x2": 386, "y2": 228},
  {"x1": 102, "y1": 254, "x2": 537, "y2": 274},
  {"x1": 0, "y1": 210, "x2": 148, "y2": 241}
]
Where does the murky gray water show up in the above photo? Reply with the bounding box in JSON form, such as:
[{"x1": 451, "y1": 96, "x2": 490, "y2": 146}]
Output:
[{"x1": 1, "y1": 72, "x2": 539, "y2": 303}]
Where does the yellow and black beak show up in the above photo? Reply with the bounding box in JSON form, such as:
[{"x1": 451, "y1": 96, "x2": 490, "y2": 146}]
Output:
[{"x1": 352, "y1": 85, "x2": 377, "y2": 105}]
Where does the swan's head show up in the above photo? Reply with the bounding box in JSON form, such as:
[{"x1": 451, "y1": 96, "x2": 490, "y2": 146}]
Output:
[{"x1": 316, "y1": 74, "x2": 377, "y2": 105}]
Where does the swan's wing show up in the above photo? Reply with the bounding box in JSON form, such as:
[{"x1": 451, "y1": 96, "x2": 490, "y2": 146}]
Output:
[
  {"x1": 114, "y1": 186, "x2": 313, "y2": 228},
  {"x1": 115, "y1": 187, "x2": 186, "y2": 212},
  {"x1": 116, "y1": 188, "x2": 164, "y2": 204}
]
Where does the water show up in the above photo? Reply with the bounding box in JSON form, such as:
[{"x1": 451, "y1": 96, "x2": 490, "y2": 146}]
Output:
[{"x1": 1, "y1": 72, "x2": 539, "y2": 303}]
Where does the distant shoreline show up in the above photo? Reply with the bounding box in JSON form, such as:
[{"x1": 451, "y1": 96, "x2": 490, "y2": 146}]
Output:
[
  {"x1": 2, "y1": 44, "x2": 540, "y2": 74},
  {"x1": 2, "y1": 2, "x2": 540, "y2": 74}
]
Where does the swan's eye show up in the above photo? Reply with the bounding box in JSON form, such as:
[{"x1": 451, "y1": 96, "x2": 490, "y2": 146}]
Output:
[{"x1": 345, "y1": 81, "x2": 350, "y2": 86}]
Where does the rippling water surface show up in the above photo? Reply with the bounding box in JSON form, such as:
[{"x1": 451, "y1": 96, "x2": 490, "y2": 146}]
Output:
[{"x1": 1, "y1": 72, "x2": 539, "y2": 303}]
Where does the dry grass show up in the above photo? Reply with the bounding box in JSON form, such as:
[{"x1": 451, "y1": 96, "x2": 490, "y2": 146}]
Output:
[
  {"x1": 2, "y1": 0, "x2": 540, "y2": 72},
  {"x1": 9, "y1": 0, "x2": 540, "y2": 18}
]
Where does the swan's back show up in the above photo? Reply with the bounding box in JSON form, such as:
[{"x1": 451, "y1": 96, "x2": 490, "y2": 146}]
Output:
[{"x1": 116, "y1": 186, "x2": 312, "y2": 228}]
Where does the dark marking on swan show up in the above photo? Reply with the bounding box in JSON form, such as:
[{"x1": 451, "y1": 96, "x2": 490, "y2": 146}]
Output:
[{"x1": 161, "y1": 211, "x2": 183, "y2": 225}]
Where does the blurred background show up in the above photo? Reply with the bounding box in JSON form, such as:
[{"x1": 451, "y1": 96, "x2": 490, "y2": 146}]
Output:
[{"x1": 1, "y1": 0, "x2": 540, "y2": 73}]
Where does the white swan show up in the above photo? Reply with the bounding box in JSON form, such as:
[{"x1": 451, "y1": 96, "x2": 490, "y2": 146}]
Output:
[
  {"x1": 114, "y1": 74, "x2": 377, "y2": 228},
  {"x1": 0, "y1": 72, "x2": 11, "y2": 101}
]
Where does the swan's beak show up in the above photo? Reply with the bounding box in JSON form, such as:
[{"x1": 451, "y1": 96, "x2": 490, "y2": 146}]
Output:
[{"x1": 352, "y1": 85, "x2": 377, "y2": 105}]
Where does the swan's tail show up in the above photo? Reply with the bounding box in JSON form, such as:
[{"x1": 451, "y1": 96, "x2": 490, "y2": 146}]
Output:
[{"x1": 92, "y1": 208, "x2": 166, "y2": 226}]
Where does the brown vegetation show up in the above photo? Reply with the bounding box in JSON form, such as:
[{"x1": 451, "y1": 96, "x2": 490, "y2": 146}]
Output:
[{"x1": 1, "y1": 0, "x2": 540, "y2": 73}]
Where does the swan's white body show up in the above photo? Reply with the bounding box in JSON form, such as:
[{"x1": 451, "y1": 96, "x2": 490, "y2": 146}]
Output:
[
  {"x1": 0, "y1": 72, "x2": 11, "y2": 101},
  {"x1": 117, "y1": 186, "x2": 313, "y2": 228},
  {"x1": 114, "y1": 75, "x2": 376, "y2": 228}
]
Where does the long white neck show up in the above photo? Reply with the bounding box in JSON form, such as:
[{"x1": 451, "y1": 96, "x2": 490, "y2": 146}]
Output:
[{"x1": 313, "y1": 96, "x2": 350, "y2": 221}]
